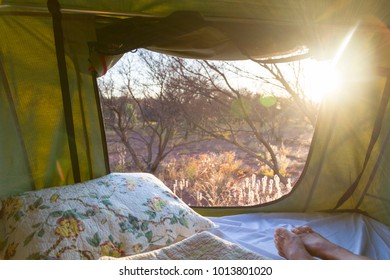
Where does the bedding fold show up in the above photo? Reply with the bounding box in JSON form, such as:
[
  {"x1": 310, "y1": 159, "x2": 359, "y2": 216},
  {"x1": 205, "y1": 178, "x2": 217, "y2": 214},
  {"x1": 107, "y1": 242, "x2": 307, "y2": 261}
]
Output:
[{"x1": 100, "y1": 231, "x2": 268, "y2": 260}]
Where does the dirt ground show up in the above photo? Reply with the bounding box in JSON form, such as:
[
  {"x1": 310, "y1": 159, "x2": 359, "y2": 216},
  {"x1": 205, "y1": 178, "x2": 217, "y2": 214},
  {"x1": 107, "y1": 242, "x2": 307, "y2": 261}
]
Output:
[{"x1": 106, "y1": 121, "x2": 314, "y2": 183}]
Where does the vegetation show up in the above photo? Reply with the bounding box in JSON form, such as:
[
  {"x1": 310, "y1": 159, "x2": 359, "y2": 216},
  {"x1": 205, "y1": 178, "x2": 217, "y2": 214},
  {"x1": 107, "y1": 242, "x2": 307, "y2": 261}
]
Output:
[
  {"x1": 157, "y1": 152, "x2": 293, "y2": 207},
  {"x1": 98, "y1": 50, "x2": 317, "y2": 207}
]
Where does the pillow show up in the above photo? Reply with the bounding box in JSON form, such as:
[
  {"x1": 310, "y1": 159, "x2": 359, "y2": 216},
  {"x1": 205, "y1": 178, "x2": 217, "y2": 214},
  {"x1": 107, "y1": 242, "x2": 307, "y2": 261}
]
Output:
[{"x1": 0, "y1": 173, "x2": 215, "y2": 259}]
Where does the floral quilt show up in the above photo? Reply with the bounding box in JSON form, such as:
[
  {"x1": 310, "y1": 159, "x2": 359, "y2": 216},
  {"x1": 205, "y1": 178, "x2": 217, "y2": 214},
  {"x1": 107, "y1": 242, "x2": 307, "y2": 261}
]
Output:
[
  {"x1": 101, "y1": 231, "x2": 268, "y2": 260},
  {"x1": 0, "y1": 173, "x2": 215, "y2": 259}
]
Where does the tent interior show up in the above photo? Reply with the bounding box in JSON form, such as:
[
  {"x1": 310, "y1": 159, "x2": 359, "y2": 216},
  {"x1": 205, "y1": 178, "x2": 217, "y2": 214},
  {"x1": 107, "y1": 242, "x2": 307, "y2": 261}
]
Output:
[{"x1": 1, "y1": 0, "x2": 390, "y2": 260}]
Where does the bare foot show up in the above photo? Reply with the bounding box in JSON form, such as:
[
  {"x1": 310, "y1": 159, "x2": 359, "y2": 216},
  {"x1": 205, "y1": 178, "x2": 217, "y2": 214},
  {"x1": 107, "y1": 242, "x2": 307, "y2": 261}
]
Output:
[
  {"x1": 292, "y1": 226, "x2": 370, "y2": 260},
  {"x1": 274, "y1": 228, "x2": 314, "y2": 260}
]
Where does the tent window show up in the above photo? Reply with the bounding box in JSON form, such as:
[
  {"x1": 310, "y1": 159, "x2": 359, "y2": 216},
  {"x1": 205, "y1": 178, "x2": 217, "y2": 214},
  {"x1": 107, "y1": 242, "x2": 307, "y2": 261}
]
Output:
[{"x1": 97, "y1": 50, "x2": 333, "y2": 207}]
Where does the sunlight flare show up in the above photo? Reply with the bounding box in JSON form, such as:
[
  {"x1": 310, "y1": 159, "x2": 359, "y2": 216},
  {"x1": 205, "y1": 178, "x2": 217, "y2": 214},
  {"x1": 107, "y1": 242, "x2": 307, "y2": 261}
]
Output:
[
  {"x1": 304, "y1": 60, "x2": 341, "y2": 103},
  {"x1": 304, "y1": 24, "x2": 359, "y2": 103}
]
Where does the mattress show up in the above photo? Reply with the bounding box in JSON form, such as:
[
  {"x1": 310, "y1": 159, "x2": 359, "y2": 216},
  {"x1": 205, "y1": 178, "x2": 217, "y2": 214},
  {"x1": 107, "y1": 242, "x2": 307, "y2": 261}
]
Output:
[{"x1": 206, "y1": 212, "x2": 390, "y2": 260}]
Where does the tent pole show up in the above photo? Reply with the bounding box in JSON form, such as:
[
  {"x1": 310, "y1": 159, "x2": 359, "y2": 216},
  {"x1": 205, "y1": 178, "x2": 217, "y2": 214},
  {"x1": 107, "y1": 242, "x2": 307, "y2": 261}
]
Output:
[
  {"x1": 91, "y1": 69, "x2": 111, "y2": 174},
  {"x1": 47, "y1": 0, "x2": 81, "y2": 183}
]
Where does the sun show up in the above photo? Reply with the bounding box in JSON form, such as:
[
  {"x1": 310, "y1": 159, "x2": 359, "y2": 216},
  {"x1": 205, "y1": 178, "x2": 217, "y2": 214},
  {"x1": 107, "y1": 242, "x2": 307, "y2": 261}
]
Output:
[
  {"x1": 303, "y1": 59, "x2": 342, "y2": 103},
  {"x1": 302, "y1": 24, "x2": 358, "y2": 103}
]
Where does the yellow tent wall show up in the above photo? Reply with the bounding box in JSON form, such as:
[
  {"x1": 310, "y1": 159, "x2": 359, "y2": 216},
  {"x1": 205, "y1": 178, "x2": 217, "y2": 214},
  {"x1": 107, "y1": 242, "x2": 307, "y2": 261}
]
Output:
[{"x1": 0, "y1": 10, "x2": 109, "y2": 196}]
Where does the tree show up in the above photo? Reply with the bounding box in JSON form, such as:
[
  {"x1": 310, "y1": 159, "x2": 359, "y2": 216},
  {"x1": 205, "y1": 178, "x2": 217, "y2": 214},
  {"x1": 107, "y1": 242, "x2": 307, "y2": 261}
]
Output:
[
  {"x1": 162, "y1": 57, "x2": 316, "y2": 184},
  {"x1": 98, "y1": 53, "x2": 204, "y2": 173}
]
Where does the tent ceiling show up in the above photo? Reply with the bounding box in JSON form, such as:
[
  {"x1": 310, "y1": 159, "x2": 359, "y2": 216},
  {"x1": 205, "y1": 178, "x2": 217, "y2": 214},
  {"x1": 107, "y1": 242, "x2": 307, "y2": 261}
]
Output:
[
  {"x1": 2, "y1": 1, "x2": 390, "y2": 23},
  {"x1": 1, "y1": 1, "x2": 390, "y2": 60},
  {"x1": 93, "y1": 11, "x2": 310, "y2": 61}
]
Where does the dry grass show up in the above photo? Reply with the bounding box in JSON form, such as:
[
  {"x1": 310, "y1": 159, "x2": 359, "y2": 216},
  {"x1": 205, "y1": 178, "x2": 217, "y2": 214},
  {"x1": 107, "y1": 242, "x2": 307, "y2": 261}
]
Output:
[
  {"x1": 156, "y1": 151, "x2": 294, "y2": 207},
  {"x1": 107, "y1": 124, "x2": 313, "y2": 207}
]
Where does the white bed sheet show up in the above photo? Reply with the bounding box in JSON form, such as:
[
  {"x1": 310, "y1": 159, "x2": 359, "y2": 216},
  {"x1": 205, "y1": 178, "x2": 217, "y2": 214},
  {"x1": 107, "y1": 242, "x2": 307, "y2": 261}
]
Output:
[{"x1": 207, "y1": 212, "x2": 390, "y2": 260}]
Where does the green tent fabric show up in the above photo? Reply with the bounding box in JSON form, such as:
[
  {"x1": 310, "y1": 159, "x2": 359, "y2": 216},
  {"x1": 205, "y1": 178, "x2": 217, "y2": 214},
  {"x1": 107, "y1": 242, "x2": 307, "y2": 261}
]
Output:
[
  {"x1": 0, "y1": 6, "x2": 109, "y2": 196},
  {"x1": 1, "y1": 0, "x2": 390, "y2": 226}
]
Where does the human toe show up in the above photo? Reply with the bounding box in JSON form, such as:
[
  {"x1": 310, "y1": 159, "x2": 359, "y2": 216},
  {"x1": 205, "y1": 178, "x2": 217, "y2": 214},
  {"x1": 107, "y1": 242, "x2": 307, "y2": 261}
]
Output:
[{"x1": 292, "y1": 226, "x2": 314, "y2": 234}]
